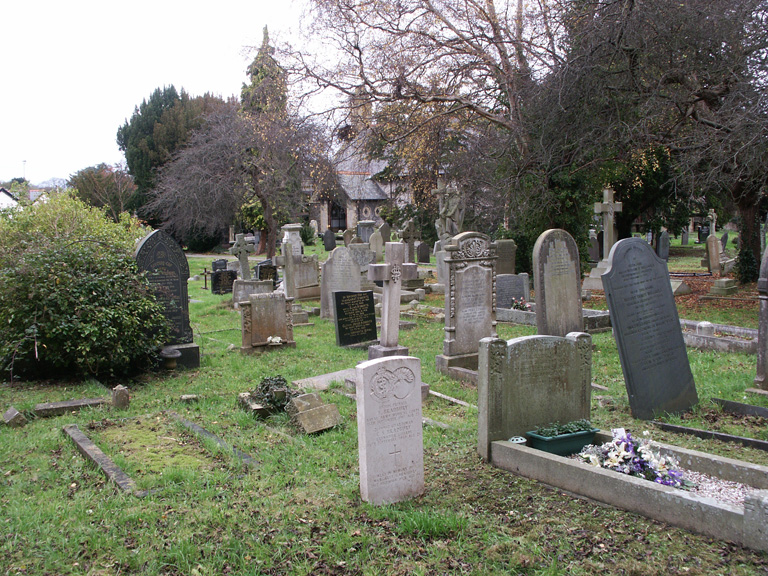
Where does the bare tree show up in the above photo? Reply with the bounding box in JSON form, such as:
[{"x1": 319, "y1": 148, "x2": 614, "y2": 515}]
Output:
[{"x1": 68, "y1": 162, "x2": 136, "y2": 222}]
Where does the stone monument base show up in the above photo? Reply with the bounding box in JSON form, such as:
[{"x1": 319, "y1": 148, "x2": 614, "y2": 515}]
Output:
[
  {"x1": 167, "y1": 342, "x2": 200, "y2": 369},
  {"x1": 241, "y1": 341, "x2": 297, "y2": 355},
  {"x1": 581, "y1": 260, "x2": 609, "y2": 291},
  {"x1": 368, "y1": 344, "x2": 409, "y2": 360},
  {"x1": 296, "y1": 285, "x2": 321, "y2": 300},
  {"x1": 435, "y1": 353, "x2": 478, "y2": 384}
]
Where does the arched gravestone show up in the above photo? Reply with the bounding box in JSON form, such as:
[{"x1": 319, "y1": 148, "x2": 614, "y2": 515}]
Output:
[
  {"x1": 135, "y1": 230, "x2": 199, "y2": 367},
  {"x1": 533, "y1": 229, "x2": 583, "y2": 337},
  {"x1": 602, "y1": 238, "x2": 698, "y2": 419}
]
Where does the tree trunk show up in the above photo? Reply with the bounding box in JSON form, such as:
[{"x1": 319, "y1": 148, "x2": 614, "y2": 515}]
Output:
[{"x1": 732, "y1": 181, "x2": 761, "y2": 261}]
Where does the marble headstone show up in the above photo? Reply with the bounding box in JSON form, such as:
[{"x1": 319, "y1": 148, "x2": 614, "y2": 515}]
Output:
[
  {"x1": 355, "y1": 355, "x2": 424, "y2": 505},
  {"x1": 532, "y1": 229, "x2": 583, "y2": 337},
  {"x1": 602, "y1": 238, "x2": 698, "y2": 419}
]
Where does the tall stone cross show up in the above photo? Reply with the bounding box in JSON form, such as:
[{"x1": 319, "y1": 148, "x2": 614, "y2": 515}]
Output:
[
  {"x1": 368, "y1": 242, "x2": 417, "y2": 349},
  {"x1": 400, "y1": 219, "x2": 421, "y2": 263},
  {"x1": 273, "y1": 241, "x2": 296, "y2": 299},
  {"x1": 229, "y1": 233, "x2": 255, "y2": 280},
  {"x1": 594, "y1": 188, "x2": 623, "y2": 259}
]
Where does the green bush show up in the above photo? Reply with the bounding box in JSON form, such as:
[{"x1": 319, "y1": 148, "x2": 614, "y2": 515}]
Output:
[
  {"x1": 0, "y1": 193, "x2": 169, "y2": 379},
  {"x1": 300, "y1": 222, "x2": 316, "y2": 246}
]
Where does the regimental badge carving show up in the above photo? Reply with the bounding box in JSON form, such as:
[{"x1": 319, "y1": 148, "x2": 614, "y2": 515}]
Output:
[
  {"x1": 369, "y1": 366, "x2": 416, "y2": 400},
  {"x1": 391, "y1": 264, "x2": 401, "y2": 284}
]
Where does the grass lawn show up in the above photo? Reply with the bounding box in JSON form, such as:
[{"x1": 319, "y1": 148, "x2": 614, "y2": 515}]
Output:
[{"x1": 1, "y1": 243, "x2": 767, "y2": 575}]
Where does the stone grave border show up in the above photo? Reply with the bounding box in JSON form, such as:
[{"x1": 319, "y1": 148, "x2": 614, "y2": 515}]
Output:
[
  {"x1": 496, "y1": 304, "x2": 611, "y2": 333},
  {"x1": 63, "y1": 413, "x2": 258, "y2": 496},
  {"x1": 488, "y1": 431, "x2": 768, "y2": 552},
  {"x1": 679, "y1": 319, "x2": 757, "y2": 355}
]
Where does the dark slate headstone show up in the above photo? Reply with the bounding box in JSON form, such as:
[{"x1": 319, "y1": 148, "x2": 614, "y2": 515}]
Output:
[
  {"x1": 323, "y1": 229, "x2": 337, "y2": 252},
  {"x1": 257, "y1": 263, "x2": 278, "y2": 283},
  {"x1": 597, "y1": 230, "x2": 605, "y2": 259},
  {"x1": 496, "y1": 273, "x2": 530, "y2": 308},
  {"x1": 333, "y1": 291, "x2": 377, "y2": 347},
  {"x1": 212, "y1": 259, "x2": 228, "y2": 272},
  {"x1": 655, "y1": 230, "x2": 670, "y2": 261},
  {"x1": 698, "y1": 224, "x2": 710, "y2": 243},
  {"x1": 135, "y1": 230, "x2": 193, "y2": 345},
  {"x1": 417, "y1": 242, "x2": 430, "y2": 264},
  {"x1": 602, "y1": 238, "x2": 698, "y2": 419},
  {"x1": 588, "y1": 232, "x2": 600, "y2": 262},
  {"x1": 721, "y1": 232, "x2": 729, "y2": 252},
  {"x1": 212, "y1": 270, "x2": 237, "y2": 294}
]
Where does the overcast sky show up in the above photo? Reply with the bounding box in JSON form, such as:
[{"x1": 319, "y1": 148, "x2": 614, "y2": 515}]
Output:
[{"x1": 1, "y1": 0, "x2": 305, "y2": 185}]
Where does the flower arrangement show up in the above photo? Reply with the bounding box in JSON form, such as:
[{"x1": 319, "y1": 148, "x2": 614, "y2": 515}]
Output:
[
  {"x1": 578, "y1": 428, "x2": 688, "y2": 488},
  {"x1": 510, "y1": 297, "x2": 532, "y2": 311}
]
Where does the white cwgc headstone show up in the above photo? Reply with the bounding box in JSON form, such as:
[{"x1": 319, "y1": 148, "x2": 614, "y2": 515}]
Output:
[{"x1": 355, "y1": 355, "x2": 424, "y2": 505}]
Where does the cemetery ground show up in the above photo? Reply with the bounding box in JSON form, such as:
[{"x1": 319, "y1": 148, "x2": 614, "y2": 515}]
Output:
[{"x1": 2, "y1": 244, "x2": 768, "y2": 575}]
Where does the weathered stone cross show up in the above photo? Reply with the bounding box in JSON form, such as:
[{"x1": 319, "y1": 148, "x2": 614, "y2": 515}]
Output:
[
  {"x1": 368, "y1": 242, "x2": 417, "y2": 349},
  {"x1": 229, "y1": 234, "x2": 255, "y2": 280},
  {"x1": 594, "y1": 188, "x2": 623, "y2": 259},
  {"x1": 273, "y1": 241, "x2": 296, "y2": 299},
  {"x1": 400, "y1": 219, "x2": 421, "y2": 263}
]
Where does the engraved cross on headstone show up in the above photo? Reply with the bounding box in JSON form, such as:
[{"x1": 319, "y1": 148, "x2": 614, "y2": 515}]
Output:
[
  {"x1": 389, "y1": 444, "x2": 402, "y2": 467},
  {"x1": 594, "y1": 188, "x2": 623, "y2": 259},
  {"x1": 229, "y1": 233, "x2": 255, "y2": 280},
  {"x1": 400, "y1": 219, "x2": 420, "y2": 263},
  {"x1": 368, "y1": 242, "x2": 417, "y2": 348}
]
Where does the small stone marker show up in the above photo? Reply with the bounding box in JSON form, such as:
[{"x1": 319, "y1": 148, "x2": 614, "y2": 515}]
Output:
[
  {"x1": 602, "y1": 238, "x2": 698, "y2": 419},
  {"x1": 111, "y1": 385, "x2": 130, "y2": 409},
  {"x1": 495, "y1": 239, "x2": 517, "y2": 275},
  {"x1": 3, "y1": 406, "x2": 27, "y2": 428},
  {"x1": 135, "y1": 229, "x2": 199, "y2": 367},
  {"x1": 416, "y1": 242, "x2": 430, "y2": 264},
  {"x1": 709, "y1": 278, "x2": 738, "y2": 296},
  {"x1": 211, "y1": 270, "x2": 237, "y2": 294},
  {"x1": 240, "y1": 292, "x2": 296, "y2": 353},
  {"x1": 656, "y1": 230, "x2": 670, "y2": 261},
  {"x1": 334, "y1": 291, "x2": 377, "y2": 347},
  {"x1": 478, "y1": 332, "x2": 592, "y2": 460},
  {"x1": 496, "y1": 273, "x2": 530, "y2": 308},
  {"x1": 237, "y1": 392, "x2": 271, "y2": 417},
  {"x1": 533, "y1": 229, "x2": 583, "y2": 336},
  {"x1": 355, "y1": 355, "x2": 424, "y2": 505},
  {"x1": 229, "y1": 233, "x2": 256, "y2": 280},
  {"x1": 287, "y1": 393, "x2": 342, "y2": 434},
  {"x1": 322, "y1": 229, "x2": 337, "y2": 251}
]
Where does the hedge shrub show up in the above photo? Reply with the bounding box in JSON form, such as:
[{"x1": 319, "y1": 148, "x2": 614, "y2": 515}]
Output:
[{"x1": 0, "y1": 193, "x2": 169, "y2": 379}]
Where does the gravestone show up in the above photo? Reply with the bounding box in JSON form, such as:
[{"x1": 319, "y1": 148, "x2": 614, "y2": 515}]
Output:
[
  {"x1": 602, "y1": 238, "x2": 698, "y2": 419},
  {"x1": 211, "y1": 270, "x2": 237, "y2": 294},
  {"x1": 754, "y1": 245, "x2": 768, "y2": 391},
  {"x1": 496, "y1": 273, "x2": 530, "y2": 308},
  {"x1": 368, "y1": 242, "x2": 417, "y2": 359},
  {"x1": 274, "y1": 242, "x2": 321, "y2": 300},
  {"x1": 400, "y1": 219, "x2": 420, "y2": 263},
  {"x1": 257, "y1": 261, "x2": 278, "y2": 284},
  {"x1": 583, "y1": 188, "x2": 622, "y2": 290},
  {"x1": 349, "y1": 243, "x2": 375, "y2": 272},
  {"x1": 698, "y1": 224, "x2": 710, "y2": 244},
  {"x1": 211, "y1": 259, "x2": 228, "y2": 272},
  {"x1": 240, "y1": 292, "x2": 295, "y2": 353},
  {"x1": 681, "y1": 229, "x2": 689, "y2": 245},
  {"x1": 435, "y1": 232, "x2": 497, "y2": 376},
  {"x1": 343, "y1": 229, "x2": 354, "y2": 246},
  {"x1": 495, "y1": 239, "x2": 517, "y2": 275},
  {"x1": 355, "y1": 355, "x2": 424, "y2": 505},
  {"x1": 416, "y1": 242, "x2": 430, "y2": 264},
  {"x1": 478, "y1": 332, "x2": 592, "y2": 460},
  {"x1": 281, "y1": 223, "x2": 303, "y2": 255},
  {"x1": 721, "y1": 232, "x2": 729, "y2": 253},
  {"x1": 232, "y1": 279, "x2": 273, "y2": 308},
  {"x1": 333, "y1": 291, "x2": 377, "y2": 347},
  {"x1": 320, "y1": 246, "x2": 361, "y2": 319},
  {"x1": 588, "y1": 230, "x2": 600, "y2": 262},
  {"x1": 655, "y1": 230, "x2": 670, "y2": 261},
  {"x1": 378, "y1": 221, "x2": 391, "y2": 243},
  {"x1": 229, "y1": 234, "x2": 255, "y2": 280},
  {"x1": 532, "y1": 229, "x2": 583, "y2": 337},
  {"x1": 135, "y1": 230, "x2": 199, "y2": 368},
  {"x1": 369, "y1": 228, "x2": 384, "y2": 263},
  {"x1": 322, "y1": 229, "x2": 337, "y2": 252},
  {"x1": 357, "y1": 220, "x2": 376, "y2": 243},
  {"x1": 706, "y1": 234, "x2": 721, "y2": 275}
]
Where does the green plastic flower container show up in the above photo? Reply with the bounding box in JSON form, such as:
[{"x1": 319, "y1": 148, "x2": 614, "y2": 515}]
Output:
[{"x1": 525, "y1": 428, "x2": 599, "y2": 456}]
